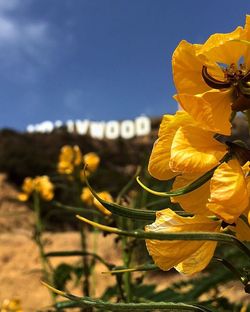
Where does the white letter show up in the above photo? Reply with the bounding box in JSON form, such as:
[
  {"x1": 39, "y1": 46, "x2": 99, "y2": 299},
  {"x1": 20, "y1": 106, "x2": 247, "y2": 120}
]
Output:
[
  {"x1": 39, "y1": 121, "x2": 54, "y2": 133},
  {"x1": 105, "y1": 121, "x2": 119, "y2": 139},
  {"x1": 27, "y1": 124, "x2": 35, "y2": 133},
  {"x1": 66, "y1": 120, "x2": 75, "y2": 133},
  {"x1": 75, "y1": 119, "x2": 90, "y2": 135},
  {"x1": 120, "y1": 120, "x2": 135, "y2": 139},
  {"x1": 135, "y1": 116, "x2": 151, "y2": 136},
  {"x1": 89, "y1": 122, "x2": 105, "y2": 139},
  {"x1": 54, "y1": 120, "x2": 63, "y2": 128}
]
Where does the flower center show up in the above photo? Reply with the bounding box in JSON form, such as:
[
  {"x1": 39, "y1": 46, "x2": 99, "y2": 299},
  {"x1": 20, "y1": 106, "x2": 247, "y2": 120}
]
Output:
[
  {"x1": 202, "y1": 63, "x2": 250, "y2": 111},
  {"x1": 223, "y1": 63, "x2": 248, "y2": 85}
]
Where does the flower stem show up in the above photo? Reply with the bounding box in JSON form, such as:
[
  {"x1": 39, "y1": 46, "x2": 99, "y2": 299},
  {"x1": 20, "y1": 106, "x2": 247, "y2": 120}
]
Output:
[{"x1": 33, "y1": 192, "x2": 55, "y2": 304}]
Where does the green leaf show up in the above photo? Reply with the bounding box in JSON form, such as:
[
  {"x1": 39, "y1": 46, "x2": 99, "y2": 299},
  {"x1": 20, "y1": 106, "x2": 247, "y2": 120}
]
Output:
[
  {"x1": 103, "y1": 263, "x2": 158, "y2": 274},
  {"x1": 84, "y1": 168, "x2": 193, "y2": 221},
  {"x1": 84, "y1": 169, "x2": 157, "y2": 220},
  {"x1": 44, "y1": 282, "x2": 214, "y2": 311},
  {"x1": 53, "y1": 263, "x2": 73, "y2": 291}
]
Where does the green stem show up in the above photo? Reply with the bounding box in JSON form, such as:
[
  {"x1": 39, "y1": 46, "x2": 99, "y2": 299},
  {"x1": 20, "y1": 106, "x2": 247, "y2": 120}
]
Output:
[
  {"x1": 76, "y1": 216, "x2": 250, "y2": 260},
  {"x1": 116, "y1": 166, "x2": 141, "y2": 204},
  {"x1": 44, "y1": 250, "x2": 113, "y2": 269},
  {"x1": 121, "y1": 218, "x2": 132, "y2": 302},
  {"x1": 52, "y1": 201, "x2": 101, "y2": 216},
  {"x1": 214, "y1": 256, "x2": 249, "y2": 286},
  {"x1": 80, "y1": 224, "x2": 90, "y2": 297},
  {"x1": 33, "y1": 192, "x2": 55, "y2": 303}
]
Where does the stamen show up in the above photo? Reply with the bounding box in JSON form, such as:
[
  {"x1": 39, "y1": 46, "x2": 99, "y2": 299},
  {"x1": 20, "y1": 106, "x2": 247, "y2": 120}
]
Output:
[{"x1": 202, "y1": 66, "x2": 231, "y2": 89}]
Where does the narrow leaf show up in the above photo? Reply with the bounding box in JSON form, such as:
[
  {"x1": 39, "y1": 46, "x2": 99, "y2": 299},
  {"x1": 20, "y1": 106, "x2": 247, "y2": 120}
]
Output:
[
  {"x1": 102, "y1": 263, "x2": 158, "y2": 274},
  {"x1": 136, "y1": 153, "x2": 231, "y2": 197},
  {"x1": 76, "y1": 215, "x2": 250, "y2": 259},
  {"x1": 42, "y1": 282, "x2": 214, "y2": 311}
]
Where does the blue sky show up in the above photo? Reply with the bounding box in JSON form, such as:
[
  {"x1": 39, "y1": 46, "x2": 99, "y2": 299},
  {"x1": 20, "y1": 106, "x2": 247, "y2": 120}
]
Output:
[{"x1": 0, "y1": 0, "x2": 249, "y2": 130}]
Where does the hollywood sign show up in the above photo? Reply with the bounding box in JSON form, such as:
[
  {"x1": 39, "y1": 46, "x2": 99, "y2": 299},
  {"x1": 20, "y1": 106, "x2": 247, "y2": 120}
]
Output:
[{"x1": 26, "y1": 116, "x2": 151, "y2": 140}]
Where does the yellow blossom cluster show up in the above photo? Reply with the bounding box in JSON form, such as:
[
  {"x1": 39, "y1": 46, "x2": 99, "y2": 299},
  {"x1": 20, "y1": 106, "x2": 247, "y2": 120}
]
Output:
[
  {"x1": 145, "y1": 15, "x2": 250, "y2": 274},
  {"x1": 0, "y1": 299, "x2": 22, "y2": 312},
  {"x1": 57, "y1": 145, "x2": 82, "y2": 175},
  {"x1": 81, "y1": 187, "x2": 113, "y2": 216},
  {"x1": 18, "y1": 176, "x2": 54, "y2": 201},
  {"x1": 57, "y1": 145, "x2": 100, "y2": 178}
]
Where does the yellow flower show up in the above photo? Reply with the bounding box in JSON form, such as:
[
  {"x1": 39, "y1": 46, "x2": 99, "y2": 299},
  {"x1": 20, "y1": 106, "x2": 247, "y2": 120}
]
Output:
[
  {"x1": 1, "y1": 299, "x2": 23, "y2": 312},
  {"x1": 93, "y1": 191, "x2": 112, "y2": 216},
  {"x1": 145, "y1": 209, "x2": 221, "y2": 274},
  {"x1": 173, "y1": 15, "x2": 250, "y2": 135},
  {"x1": 17, "y1": 177, "x2": 34, "y2": 201},
  {"x1": 81, "y1": 187, "x2": 94, "y2": 205},
  {"x1": 34, "y1": 176, "x2": 54, "y2": 201},
  {"x1": 18, "y1": 176, "x2": 54, "y2": 201},
  {"x1": 83, "y1": 152, "x2": 100, "y2": 173},
  {"x1": 149, "y1": 111, "x2": 250, "y2": 223},
  {"x1": 57, "y1": 145, "x2": 82, "y2": 174},
  {"x1": 80, "y1": 188, "x2": 112, "y2": 215},
  {"x1": 148, "y1": 111, "x2": 227, "y2": 179}
]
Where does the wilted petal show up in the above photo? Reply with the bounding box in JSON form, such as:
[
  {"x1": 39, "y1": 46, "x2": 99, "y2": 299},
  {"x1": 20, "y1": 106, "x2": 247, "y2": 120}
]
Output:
[
  {"x1": 171, "y1": 173, "x2": 210, "y2": 215},
  {"x1": 207, "y1": 159, "x2": 249, "y2": 223},
  {"x1": 175, "y1": 240, "x2": 217, "y2": 274},
  {"x1": 145, "y1": 209, "x2": 220, "y2": 273},
  {"x1": 148, "y1": 111, "x2": 194, "y2": 180},
  {"x1": 176, "y1": 89, "x2": 232, "y2": 135},
  {"x1": 170, "y1": 126, "x2": 227, "y2": 173}
]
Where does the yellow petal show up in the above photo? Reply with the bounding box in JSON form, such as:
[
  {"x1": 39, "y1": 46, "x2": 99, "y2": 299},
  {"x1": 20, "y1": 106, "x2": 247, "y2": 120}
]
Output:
[
  {"x1": 170, "y1": 126, "x2": 227, "y2": 173},
  {"x1": 235, "y1": 218, "x2": 250, "y2": 241},
  {"x1": 242, "y1": 161, "x2": 250, "y2": 175},
  {"x1": 175, "y1": 240, "x2": 217, "y2": 274},
  {"x1": 145, "y1": 209, "x2": 220, "y2": 273},
  {"x1": 148, "y1": 111, "x2": 194, "y2": 180},
  {"x1": 22, "y1": 177, "x2": 34, "y2": 194},
  {"x1": 57, "y1": 161, "x2": 74, "y2": 175},
  {"x1": 73, "y1": 145, "x2": 83, "y2": 166},
  {"x1": 59, "y1": 145, "x2": 74, "y2": 163},
  {"x1": 207, "y1": 158, "x2": 249, "y2": 223},
  {"x1": 172, "y1": 40, "x2": 212, "y2": 94},
  {"x1": 93, "y1": 192, "x2": 112, "y2": 215},
  {"x1": 81, "y1": 187, "x2": 94, "y2": 205},
  {"x1": 171, "y1": 173, "x2": 210, "y2": 215},
  {"x1": 244, "y1": 15, "x2": 250, "y2": 69},
  {"x1": 34, "y1": 176, "x2": 54, "y2": 201},
  {"x1": 197, "y1": 26, "x2": 246, "y2": 65},
  {"x1": 17, "y1": 193, "x2": 29, "y2": 202},
  {"x1": 176, "y1": 89, "x2": 232, "y2": 135},
  {"x1": 83, "y1": 152, "x2": 100, "y2": 173}
]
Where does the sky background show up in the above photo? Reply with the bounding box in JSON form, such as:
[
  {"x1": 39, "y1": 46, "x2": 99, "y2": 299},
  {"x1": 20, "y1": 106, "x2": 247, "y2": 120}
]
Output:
[{"x1": 0, "y1": 0, "x2": 249, "y2": 131}]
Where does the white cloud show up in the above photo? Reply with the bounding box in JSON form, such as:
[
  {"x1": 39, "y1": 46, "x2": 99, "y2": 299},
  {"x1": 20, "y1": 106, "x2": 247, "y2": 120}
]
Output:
[
  {"x1": 0, "y1": 0, "x2": 20, "y2": 12},
  {"x1": 0, "y1": 0, "x2": 53, "y2": 81}
]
